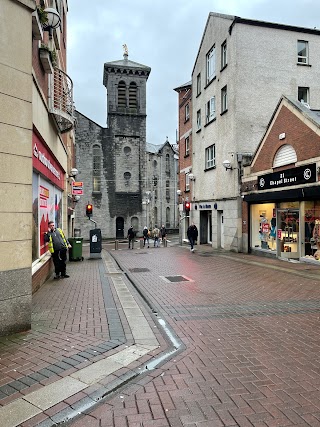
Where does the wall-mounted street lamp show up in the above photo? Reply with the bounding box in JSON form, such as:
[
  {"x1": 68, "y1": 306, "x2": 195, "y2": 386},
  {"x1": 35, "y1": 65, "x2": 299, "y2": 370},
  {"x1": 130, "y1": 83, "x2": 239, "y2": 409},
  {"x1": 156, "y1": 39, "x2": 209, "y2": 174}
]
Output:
[
  {"x1": 222, "y1": 160, "x2": 233, "y2": 171},
  {"x1": 188, "y1": 173, "x2": 195, "y2": 181},
  {"x1": 43, "y1": 7, "x2": 61, "y2": 29},
  {"x1": 69, "y1": 168, "x2": 79, "y2": 177}
]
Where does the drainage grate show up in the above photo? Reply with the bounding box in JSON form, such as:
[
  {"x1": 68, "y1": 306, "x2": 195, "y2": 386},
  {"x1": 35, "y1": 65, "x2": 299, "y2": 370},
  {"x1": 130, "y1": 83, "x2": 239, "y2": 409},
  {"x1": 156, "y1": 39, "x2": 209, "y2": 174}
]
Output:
[
  {"x1": 162, "y1": 275, "x2": 191, "y2": 283},
  {"x1": 129, "y1": 268, "x2": 150, "y2": 273}
]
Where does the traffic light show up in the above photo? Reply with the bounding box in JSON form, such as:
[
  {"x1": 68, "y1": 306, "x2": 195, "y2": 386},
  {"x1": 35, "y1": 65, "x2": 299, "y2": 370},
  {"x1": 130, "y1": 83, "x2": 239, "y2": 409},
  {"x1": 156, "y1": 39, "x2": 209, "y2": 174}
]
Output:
[
  {"x1": 86, "y1": 203, "x2": 93, "y2": 218},
  {"x1": 184, "y1": 201, "x2": 190, "y2": 215}
]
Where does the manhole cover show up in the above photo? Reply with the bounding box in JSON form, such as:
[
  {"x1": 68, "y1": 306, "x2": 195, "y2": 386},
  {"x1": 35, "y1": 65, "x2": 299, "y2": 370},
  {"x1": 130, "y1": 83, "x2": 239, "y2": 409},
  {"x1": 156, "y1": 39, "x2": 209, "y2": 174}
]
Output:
[
  {"x1": 162, "y1": 275, "x2": 191, "y2": 283},
  {"x1": 129, "y1": 268, "x2": 150, "y2": 273}
]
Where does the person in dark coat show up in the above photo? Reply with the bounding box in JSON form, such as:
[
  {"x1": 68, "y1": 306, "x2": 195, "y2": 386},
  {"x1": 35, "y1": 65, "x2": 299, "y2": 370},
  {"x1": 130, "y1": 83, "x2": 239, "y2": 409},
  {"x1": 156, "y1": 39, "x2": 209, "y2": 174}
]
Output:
[
  {"x1": 187, "y1": 222, "x2": 198, "y2": 252},
  {"x1": 127, "y1": 226, "x2": 135, "y2": 249}
]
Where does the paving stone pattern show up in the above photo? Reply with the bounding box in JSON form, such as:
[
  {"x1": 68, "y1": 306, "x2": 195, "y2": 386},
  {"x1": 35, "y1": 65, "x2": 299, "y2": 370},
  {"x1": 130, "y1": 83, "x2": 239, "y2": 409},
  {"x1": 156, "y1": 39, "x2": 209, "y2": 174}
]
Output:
[
  {"x1": 0, "y1": 251, "x2": 125, "y2": 407},
  {"x1": 70, "y1": 245, "x2": 320, "y2": 427}
]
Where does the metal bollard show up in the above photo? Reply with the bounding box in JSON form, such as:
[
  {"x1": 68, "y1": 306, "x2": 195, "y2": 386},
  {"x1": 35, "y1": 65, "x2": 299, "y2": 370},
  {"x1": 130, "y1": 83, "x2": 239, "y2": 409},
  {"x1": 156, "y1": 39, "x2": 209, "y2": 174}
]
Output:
[
  {"x1": 140, "y1": 239, "x2": 144, "y2": 249},
  {"x1": 164, "y1": 238, "x2": 167, "y2": 247},
  {"x1": 115, "y1": 240, "x2": 119, "y2": 250}
]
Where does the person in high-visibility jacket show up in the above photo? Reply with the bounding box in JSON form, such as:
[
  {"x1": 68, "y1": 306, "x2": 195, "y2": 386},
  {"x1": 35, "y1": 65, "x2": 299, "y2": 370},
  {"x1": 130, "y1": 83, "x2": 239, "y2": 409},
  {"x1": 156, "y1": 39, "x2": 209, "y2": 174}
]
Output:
[{"x1": 44, "y1": 221, "x2": 72, "y2": 280}]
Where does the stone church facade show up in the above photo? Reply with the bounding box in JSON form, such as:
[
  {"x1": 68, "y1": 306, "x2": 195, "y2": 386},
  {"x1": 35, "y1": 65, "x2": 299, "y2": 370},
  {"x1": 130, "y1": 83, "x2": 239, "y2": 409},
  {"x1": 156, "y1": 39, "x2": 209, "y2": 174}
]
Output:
[{"x1": 74, "y1": 52, "x2": 178, "y2": 239}]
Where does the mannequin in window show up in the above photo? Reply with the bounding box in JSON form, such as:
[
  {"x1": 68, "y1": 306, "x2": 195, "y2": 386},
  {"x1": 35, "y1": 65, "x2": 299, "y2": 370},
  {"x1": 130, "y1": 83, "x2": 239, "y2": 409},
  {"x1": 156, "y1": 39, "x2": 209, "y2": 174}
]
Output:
[
  {"x1": 260, "y1": 215, "x2": 269, "y2": 249},
  {"x1": 313, "y1": 219, "x2": 320, "y2": 250},
  {"x1": 269, "y1": 217, "x2": 276, "y2": 250}
]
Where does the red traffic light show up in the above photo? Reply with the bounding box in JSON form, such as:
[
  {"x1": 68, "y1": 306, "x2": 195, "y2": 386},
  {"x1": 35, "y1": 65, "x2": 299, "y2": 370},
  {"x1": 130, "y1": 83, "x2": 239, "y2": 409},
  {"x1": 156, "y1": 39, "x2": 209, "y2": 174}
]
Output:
[
  {"x1": 86, "y1": 204, "x2": 93, "y2": 217},
  {"x1": 184, "y1": 201, "x2": 190, "y2": 213}
]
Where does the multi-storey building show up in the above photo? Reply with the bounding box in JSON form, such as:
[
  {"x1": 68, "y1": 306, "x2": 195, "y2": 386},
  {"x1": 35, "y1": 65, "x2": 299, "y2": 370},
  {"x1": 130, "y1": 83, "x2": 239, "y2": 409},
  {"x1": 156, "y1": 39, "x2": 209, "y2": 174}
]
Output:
[
  {"x1": 190, "y1": 12, "x2": 320, "y2": 252},
  {"x1": 145, "y1": 140, "x2": 179, "y2": 231},
  {"x1": 0, "y1": 0, "x2": 74, "y2": 335},
  {"x1": 173, "y1": 81, "x2": 193, "y2": 240}
]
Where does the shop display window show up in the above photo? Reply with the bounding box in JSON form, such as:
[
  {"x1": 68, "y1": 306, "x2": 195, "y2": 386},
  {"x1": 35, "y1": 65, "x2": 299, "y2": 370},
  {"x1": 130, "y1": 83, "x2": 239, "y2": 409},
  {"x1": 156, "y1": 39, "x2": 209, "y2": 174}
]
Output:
[
  {"x1": 303, "y1": 201, "x2": 320, "y2": 259},
  {"x1": 32, "y1": 173, "x2": 62, "y2": 261},
  {"x1": 250, "y1": 203, "x2": 276, "y2": 251}
]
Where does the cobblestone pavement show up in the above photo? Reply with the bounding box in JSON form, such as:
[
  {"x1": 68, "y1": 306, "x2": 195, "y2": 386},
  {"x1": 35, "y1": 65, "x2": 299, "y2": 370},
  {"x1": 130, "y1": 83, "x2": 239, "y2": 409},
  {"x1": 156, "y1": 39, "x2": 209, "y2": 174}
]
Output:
[
  {"x1": 2, "y1": 240, "x2": 320, "y2": 426},
  {"x1": 71, "y1": 242, "x2": 320, "y2": 427}
]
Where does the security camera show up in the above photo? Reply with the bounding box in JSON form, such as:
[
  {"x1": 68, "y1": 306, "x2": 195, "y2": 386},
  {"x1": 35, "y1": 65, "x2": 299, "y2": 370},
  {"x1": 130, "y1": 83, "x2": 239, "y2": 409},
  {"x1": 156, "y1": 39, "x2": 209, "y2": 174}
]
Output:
[{"x1": 222, "y1": 160, "x2": 232, "y2": 170}]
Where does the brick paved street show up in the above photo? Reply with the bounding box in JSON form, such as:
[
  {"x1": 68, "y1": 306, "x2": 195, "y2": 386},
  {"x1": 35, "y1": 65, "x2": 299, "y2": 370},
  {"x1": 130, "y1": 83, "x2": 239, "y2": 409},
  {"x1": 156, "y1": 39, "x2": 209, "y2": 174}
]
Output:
[
  {"x1": 71, "y1": 242, "x2": 320, "y2": 427},
  {"x1": 2, "y1": 240, "x2": 320, "y2": 426}
]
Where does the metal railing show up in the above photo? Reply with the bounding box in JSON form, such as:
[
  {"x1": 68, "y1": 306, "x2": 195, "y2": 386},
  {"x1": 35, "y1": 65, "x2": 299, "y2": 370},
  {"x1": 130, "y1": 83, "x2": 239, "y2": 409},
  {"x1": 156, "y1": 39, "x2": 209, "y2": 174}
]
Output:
[{"x1": 49, "y1": 67, "x2": 75, "y2": 133}]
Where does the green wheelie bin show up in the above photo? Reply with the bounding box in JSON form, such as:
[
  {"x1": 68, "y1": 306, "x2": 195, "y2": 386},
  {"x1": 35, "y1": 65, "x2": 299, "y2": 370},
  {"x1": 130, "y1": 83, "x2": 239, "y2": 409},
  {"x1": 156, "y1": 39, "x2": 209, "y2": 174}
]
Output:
[{"x1": 68, "y1": 237, "x2": 84, "y2": 261}]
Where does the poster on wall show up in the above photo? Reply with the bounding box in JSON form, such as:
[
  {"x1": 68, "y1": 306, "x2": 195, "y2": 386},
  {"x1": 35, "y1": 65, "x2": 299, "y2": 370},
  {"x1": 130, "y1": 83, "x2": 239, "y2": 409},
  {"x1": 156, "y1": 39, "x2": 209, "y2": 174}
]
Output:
[{"x1": 39, "y1": 177, "x2": 62, "y2": 256}]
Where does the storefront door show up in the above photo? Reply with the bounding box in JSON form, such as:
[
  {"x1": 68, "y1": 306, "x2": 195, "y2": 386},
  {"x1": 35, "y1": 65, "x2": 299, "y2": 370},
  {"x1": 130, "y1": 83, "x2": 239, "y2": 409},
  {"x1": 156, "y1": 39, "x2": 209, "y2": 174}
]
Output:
[{"x1": 277, "y1": 209, "x2": 300, "y2": 259}]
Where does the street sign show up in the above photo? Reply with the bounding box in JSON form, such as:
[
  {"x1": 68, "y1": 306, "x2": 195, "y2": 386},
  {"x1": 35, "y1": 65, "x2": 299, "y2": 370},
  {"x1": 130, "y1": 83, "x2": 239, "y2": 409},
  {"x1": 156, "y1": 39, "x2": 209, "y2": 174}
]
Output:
[{"x1": 72, "y1": 181, "x2": 83, "y2": 195}]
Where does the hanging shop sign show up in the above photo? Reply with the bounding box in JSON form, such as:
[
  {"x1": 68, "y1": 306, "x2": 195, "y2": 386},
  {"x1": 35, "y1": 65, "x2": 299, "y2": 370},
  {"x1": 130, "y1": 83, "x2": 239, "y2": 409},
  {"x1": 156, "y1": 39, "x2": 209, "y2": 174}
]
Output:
[
  {"x1": 258, "y1": 163, "x2": 316, "y2": 191},
  {"x1": 72, "y1": 181, "x2": 83, "y2": 195}
]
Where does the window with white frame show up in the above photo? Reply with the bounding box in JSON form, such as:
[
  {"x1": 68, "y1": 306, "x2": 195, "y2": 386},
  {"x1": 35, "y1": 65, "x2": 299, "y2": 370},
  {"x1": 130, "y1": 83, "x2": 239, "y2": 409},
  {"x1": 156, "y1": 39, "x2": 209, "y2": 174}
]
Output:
[
  {"x1": 185, "y1": 103, "x2": 190, "y2": 121},
  {"x1": 221, "y1": 85, "x2": 227, "y2": 113},
  {"x1": 185, "y1": 173, "x2": 190, "y2": 192},
  {"x1": 205, "y1": 144, "x2": 215, "y2": 169},
  {"x1": 206, "y1": 96, "x2": 216, "y2": 123},
  {"x1": 298, "y1": 86, "x2": 309, "y2": 104},
  {"x1": 196, "y1": 73, "x2": 201, "y2": 96},
  {"x1": 196, "y1": 109, "x2": 201, "y2": 130},
  {"x1": 185, "y1": 136, "x2": 190, "y2": 156},
  {"x1": 206, "y1": 46, "x2": 216, "y2": 83},
  {"x1": 297, "y1": 40, "x2": 308, "y2": 64},
  {"x1": 221, "y1": 40, "x2": 227, "y2": 69}
]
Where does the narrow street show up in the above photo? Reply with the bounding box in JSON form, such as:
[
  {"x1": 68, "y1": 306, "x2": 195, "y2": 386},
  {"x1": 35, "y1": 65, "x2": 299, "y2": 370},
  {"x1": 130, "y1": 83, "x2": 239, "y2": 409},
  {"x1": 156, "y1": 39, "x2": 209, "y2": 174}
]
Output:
[{"x1": 70, "y1": 242, "x2": 320, "y2": 426}]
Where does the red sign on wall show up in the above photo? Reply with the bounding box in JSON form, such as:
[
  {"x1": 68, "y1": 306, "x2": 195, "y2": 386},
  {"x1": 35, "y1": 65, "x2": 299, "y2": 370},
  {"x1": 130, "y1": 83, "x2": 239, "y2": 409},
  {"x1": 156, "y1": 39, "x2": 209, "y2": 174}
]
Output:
[
  {"x1": 32, "y1": 132, "x2": 65, "y2": 190},
  {"x1": 72, "y1": 181, "x2": 83, "y2": 195}
]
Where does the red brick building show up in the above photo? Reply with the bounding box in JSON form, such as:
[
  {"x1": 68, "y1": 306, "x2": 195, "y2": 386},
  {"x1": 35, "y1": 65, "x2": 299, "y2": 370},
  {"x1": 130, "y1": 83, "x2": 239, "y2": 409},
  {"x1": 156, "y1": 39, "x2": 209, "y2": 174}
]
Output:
[
  {"x1": 242, "y1": 95, "x2": 320, "y2": 262},
  {"x1": 174, "y1": 81, "x2": 193, "y2": 239}
]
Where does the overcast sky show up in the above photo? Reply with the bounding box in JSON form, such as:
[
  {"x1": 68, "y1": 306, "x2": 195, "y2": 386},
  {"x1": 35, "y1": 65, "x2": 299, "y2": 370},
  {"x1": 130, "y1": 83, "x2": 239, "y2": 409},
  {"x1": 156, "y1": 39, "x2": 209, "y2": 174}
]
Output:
[{"x1": 67, "y1": 0, "x2": 320, "y2": 146}]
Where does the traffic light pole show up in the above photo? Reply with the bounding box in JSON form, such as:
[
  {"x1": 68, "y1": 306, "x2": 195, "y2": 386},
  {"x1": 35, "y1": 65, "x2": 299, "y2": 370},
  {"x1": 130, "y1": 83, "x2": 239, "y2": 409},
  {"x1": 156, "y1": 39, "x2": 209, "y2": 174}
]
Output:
[{"x1": 88, "y1": 218, "x2": 97, "y2": 228}]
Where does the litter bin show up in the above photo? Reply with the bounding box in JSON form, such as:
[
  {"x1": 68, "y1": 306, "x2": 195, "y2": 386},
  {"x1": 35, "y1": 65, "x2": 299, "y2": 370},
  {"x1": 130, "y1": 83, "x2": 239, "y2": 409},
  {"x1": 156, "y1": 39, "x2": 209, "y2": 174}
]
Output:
[{"x1": 68, "y1": 237, "x2": 84, "y2": 261}]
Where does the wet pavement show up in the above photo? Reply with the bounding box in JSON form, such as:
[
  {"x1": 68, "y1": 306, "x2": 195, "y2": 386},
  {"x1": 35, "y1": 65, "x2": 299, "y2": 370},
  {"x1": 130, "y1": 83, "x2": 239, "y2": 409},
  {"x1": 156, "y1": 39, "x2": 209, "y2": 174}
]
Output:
[{"x1": 1, "y1": 238, "x2": 320, "y2": 426}]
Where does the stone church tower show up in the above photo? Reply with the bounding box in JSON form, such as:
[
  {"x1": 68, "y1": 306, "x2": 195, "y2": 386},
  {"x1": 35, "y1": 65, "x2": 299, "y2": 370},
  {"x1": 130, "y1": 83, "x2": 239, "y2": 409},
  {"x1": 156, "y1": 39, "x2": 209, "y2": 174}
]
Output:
[{"x1": 74, "y1": 50, "x2": 151, "y2": 239}]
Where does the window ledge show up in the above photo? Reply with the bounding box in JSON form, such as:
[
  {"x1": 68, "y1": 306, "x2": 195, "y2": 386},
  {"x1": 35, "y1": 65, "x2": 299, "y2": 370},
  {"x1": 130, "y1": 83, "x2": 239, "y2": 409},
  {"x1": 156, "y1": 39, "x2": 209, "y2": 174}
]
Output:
[
  {"x1": 185, "y1": 189, "x2": 190, "y2": 193},
  {"x1": 220, "y1": 64, "x2": 228, "y2": 72},
  {"x1": 297, "y1": 62, "x2": 311, "y2": 67},
  {"x1": 204, "y1": 76, "x2": 216, "y2": 90},
  {"x1": 220, "y1": 109, "x2": 228, "y2": 116},
  {"x1": 204, "y1": 117, "x2": 216, "y2": 127},
  {"x1": 196, "y1": 128, "x2": 202, "y2": 133},
  {"x1": 184, "y1": 117, "x2": 190, "y2": 123},
  {"x1": 196, "y1": 92, "x2": 201, "y2": 98},
  {"x1": 184, "y1": 153, "x2": 190, "y2": 158},
  {"x1": 92, "y1": 191, "x2": 102, "y2": 195},
  {"x1": 204, "y1": 166, "x2": 216, "y2": 172}
]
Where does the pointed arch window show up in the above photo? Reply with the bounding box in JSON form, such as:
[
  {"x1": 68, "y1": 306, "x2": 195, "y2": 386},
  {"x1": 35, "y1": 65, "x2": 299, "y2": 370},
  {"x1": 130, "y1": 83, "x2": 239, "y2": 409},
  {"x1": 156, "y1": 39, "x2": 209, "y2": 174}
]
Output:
[
  {"x1": 118, "y1": 81, "x2": 126, "y2": 109},
  {"x1": 93, "y1": 145, "x2": 101, "y2": 192},
  {"x1": 129, "y1": 82, "x2": 137, "y2": 109}
]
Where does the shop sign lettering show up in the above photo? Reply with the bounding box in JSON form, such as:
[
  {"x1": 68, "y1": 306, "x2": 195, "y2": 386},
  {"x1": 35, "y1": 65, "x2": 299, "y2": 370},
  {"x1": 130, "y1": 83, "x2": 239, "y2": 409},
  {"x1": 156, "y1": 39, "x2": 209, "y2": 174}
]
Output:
[
  {"x1": 33, "y1": 143, "x2": 61, "y2": 181},
  {"x1": 199, "y1": 204, "x2": 212, "y2": 209},
  {"x1": 258, "y1": 164, "x2": 316, "y2": 190}
]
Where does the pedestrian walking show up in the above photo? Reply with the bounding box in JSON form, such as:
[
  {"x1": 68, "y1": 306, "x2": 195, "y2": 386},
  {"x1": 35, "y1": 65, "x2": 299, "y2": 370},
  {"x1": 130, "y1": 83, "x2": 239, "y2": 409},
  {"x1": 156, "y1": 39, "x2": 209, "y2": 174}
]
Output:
[
  {"x1": 143, "y1": 226, "x2": 150, "y2": 248},
  {"x1": 44, "y1": 221, "x2": 72, "y2": 280},
  {"x1": 187, "y1": 222, "x2": 198, "y2": 252},
  {"x1": 153, "y1": 226, "x2": 160, "y2": 247},
  {"x1": 127, "y1": 225, "x2": 135, "y2": 249},
  {"x1": 160, "y1": 224, "x2": 167, "y2": 246}
]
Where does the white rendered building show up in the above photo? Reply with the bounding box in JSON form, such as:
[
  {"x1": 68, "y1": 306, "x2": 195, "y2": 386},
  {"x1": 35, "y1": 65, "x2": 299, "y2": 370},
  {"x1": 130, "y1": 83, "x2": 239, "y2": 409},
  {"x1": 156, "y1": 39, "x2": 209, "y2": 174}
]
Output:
[{"x1": 191, "y1": 13, "x2": 320, "y2": 251}]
